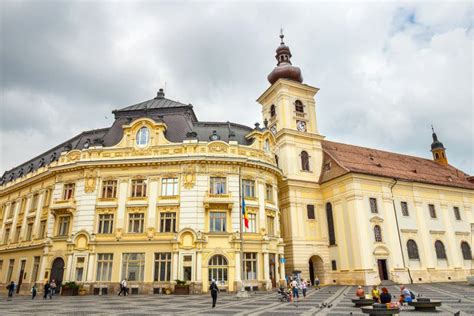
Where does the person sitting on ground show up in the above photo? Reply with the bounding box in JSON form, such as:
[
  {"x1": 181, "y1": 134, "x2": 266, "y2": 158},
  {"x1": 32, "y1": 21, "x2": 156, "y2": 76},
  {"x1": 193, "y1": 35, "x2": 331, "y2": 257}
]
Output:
[
  {"x1": 371, "y1": 285, "x2": 380, "y2": 303},
  {"x1": 356, "y1": 285, "x2": 365, "y2": 298},
  {"x1": 399, "y1": 285, "x2": 413, "y2": 303},
  {"x1": 380, "y1": 287, "x2": 391, "y2": 304}
]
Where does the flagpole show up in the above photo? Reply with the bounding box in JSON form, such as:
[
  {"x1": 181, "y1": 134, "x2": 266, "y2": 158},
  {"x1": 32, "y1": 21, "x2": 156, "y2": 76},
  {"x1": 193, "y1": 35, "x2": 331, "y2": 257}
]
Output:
[{"x1": 239, "y1": 165, "x2": 244, "y2": 292}]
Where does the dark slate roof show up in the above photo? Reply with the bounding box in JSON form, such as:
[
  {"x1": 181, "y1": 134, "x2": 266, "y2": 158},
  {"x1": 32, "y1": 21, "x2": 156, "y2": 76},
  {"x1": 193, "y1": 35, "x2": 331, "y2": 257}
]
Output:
[{"x1": 1, "y1": 91, "x2": 255, "y2": 186}]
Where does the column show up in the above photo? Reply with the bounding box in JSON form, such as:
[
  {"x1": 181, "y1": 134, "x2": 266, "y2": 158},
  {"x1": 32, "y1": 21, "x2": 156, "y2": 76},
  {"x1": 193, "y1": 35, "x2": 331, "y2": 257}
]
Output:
[
  {"x1": 38, "y1": 252, "x2": 50, "y2": 283},
  {"x1": 147, "y1": 178, "x2": 158, "y2": 232},
  {"x1": 86, "y1": 253, "x2": 96, "y2": 282},
  {"x1": 234, "y1": 252, "x2": 241, "y2": 282},
  {"x1": 172, "y1": 252, "x2": 179, "y2": 281},
  {"x1": 116, "y1": 179, "x2": 129, "y2": 233},
  {"x1": 278, "y1": 254, "x2": 286, "y2": 284},
  {"x1": 263, "y1": 252, "x2": 270, "y2": 290},
  {"x1": 65, "y1": 253, "x2": 74, "y2": 281},
  {"x1": 32, "y1": 192, "x2": 45, "y2": 238},
  {"x1": 196, "y1": 251, "x2": 202, "y2": 282}
]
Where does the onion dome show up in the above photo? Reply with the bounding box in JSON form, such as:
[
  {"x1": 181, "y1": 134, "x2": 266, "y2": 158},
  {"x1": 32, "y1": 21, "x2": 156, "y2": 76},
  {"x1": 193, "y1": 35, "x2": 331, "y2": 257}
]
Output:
[{"x1": 267, "y1": 32, "x2": 303, "y2": 84}]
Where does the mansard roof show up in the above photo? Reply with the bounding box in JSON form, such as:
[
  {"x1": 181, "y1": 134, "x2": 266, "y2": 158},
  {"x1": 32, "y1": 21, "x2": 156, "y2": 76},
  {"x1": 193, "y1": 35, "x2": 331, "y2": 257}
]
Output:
[{"x1": 321, "y1": 140, "x2": 474, "y2": 190}]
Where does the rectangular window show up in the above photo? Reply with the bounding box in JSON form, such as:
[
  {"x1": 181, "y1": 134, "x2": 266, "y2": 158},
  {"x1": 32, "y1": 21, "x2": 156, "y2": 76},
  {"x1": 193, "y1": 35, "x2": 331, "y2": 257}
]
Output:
[
  {"x1": 96, "y1": 254, "x2": 113, "y2": 281},
  {"x1": 265, "y1": 184, "x2": 273, "y2": 202},
  {"x1": 128, "y1": 213, "x2": 144, "y2": 233},
  {"x1": 331, "y1": 260, "x2": 337, "y2": 271},
  {"x1": 31, "y1": 194, "x2": 39, "y2": 212},
  {"x1": 8, "y1": 201, "x2": 15, "y2": 219},
  {"x1": 307, "y1": 204, "x2": 315, "y2": 219},
  {"x1": 243, "y1": 253, "x2": 257, "y2": 280},
  {"x1": 161, "y1": 178, "x2": 178, "y2": 196},
  {"x1": 266, "y1": 216, "x2": 275, "y2": 237},
  {"x1": 369, "y1": 198, "x2": 378, "y2": 213},
  {"x1": 246, "y1": 213, "x2": 257, "y2": 233},
  {"x1": 3, "y1": 227, "x2": 11, "y2": 244},
  {"x1": 210, "y1": 212, "x2": 226, "y2": 232},
  {"x1": 131, "y1": 179, "x2": 147, "y2": 198},
  {"x1": 210, "y1": 177, "x2": 226, "y2": 194},
  {"x1": 26, "y1": 222, "x2": 33, "y2": 241},
  {"x1": 32, "y1": 256, "x2": 40, "y2": 283},
  {"x1": 44, "y1": 189, "x2": 51, "y2": 207},
  {"x1": 154, "y1": 252, "x2": 172, "y2": 282},
  {"x1": 242, "y1": 180, "x2": 256, "y2": 198},
  {"x1": 401, "y1": 201, "x2": 409, "y2": 216},
  {"x1": 101, "y1": 180, "x2": 117, "y2": 198},
  {"x1": 7, "y1": 259, "x2": 14, "y2": 282},
  {"x1": 159, "y1": 212, "x2": 177, "y2": 233},
  {"x1": 429, "y1": 204, "x2": 437, "y2": 219},
  {"x1": 122, "y1": 253, "x2": 145, "y2": 281},
  {"x1": 0, "y1": 260, "x2": 3, "y2": 281},
  {"x1": 75, "y1": 257, "x2": 85, "y2": 282},
  {"x1": 453, "y1": 206, "x2": 461, "y2": 220},
  {"x1": 98, "y1": 214, "x2": 114, "y2": 234},
  {"x1": 63, "y1": 183, "x2": 75, "y2": 200},
  {"x1": 20, "y1": 198, "x2": 26, "y2": 214},
  {"x1": 58, "y1": 216, "x2": 70, "y2": 236},
  {"x1": 39, "y1": 220, "x2": 47, "y2": 239},
  {"x1": 14, "y1": 226, "x2": 21, "y2": 242}
]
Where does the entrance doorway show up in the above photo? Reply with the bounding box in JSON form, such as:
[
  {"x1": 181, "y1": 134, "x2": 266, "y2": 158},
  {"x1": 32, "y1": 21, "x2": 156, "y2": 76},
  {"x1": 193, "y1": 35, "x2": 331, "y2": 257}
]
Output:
[
  {"x1": 308, "y1": 255, "x2": 324, "y2": 285},
  {"x1": 269, "y1": 254, "x2": 276, "y2": 288},
  {"x1": 377, "y1": 259, "x2": 388, "y2": 280},
  {"x1": 17, "y1": 260, "x2": 26, "y2": 294},
  {"x1": 50, "y1": 258, "x2": 65, "y2": 294}
]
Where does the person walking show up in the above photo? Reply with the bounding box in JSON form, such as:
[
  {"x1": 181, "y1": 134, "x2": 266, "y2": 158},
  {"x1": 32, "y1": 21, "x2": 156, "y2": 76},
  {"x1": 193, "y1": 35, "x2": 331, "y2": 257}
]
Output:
[
  {"x1": 49, "y1": 279, "x2": 57, "y2": 299},
  {"x1": 118, "y1": 279, "x2": 128, "y2": 296},
  {"x1": 31, "y1": 283, "x2": 38, "y2": 299},
  {"x1": 380, "y1": 287, "x2": 391, "y2": 304},
  {"x1": 356, "y1": 286, "x2": 365, "y2": 298},
  {"x1": 43, "y1": 281, "x2": 50, "y2": 299},
  {"x1": 7, "y1": 281, "x2": 15, "y2": 300},
  {"x1": 371, "y1": 285, "x2": 380, "y2": 303},
  {"x1": 290, "y1": 278, "x2": 299, "y2": 303},
  {"x1": 314, "y1": 277, "x2": 320, "y2": 289},
  {"x1": 301, "y1": 279, "x2": 307, "y2": 299},
  {"x1": 210, "y1": 279, "x2": 219, "y2": 308}
]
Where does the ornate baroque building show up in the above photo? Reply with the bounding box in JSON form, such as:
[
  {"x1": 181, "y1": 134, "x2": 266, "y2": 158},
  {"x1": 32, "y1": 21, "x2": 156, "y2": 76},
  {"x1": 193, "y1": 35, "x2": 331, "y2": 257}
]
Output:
[{"x1": 1, "y1": 34, "x2": 473, "y2": 295}]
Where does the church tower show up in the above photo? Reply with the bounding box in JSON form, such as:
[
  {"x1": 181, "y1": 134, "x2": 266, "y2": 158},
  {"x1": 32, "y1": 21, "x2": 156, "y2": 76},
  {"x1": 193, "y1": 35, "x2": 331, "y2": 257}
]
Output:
[
  {"x1": 431, "y1": 126, "x2": 448, "y2": 165},
  {"x1": 257, "y1": 33, "x2": 328, "y2": 280}
]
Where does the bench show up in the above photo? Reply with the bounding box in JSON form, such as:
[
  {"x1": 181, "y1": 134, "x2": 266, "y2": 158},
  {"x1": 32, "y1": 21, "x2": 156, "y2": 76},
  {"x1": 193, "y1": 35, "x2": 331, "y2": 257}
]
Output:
[
  {"x1": 352, "y1": 297, "x2": 375, "y2": 307},
  {"x1": 361, "y1": 306, "x2": 400, "y2": 315},
  {"x1": 408, "y1": 298, "x2": 442, "y2": 311}
]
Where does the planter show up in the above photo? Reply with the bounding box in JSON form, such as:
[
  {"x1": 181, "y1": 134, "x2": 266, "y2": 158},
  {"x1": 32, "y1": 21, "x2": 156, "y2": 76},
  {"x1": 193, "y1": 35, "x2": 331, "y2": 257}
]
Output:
[
  {"x1": 165, "y1": 288, "x2": 172, "y2": 295},
  {"x1": 61, "y1": 287, "x2": 79, "y2": 296},
  {"x1": 79, "y1": 290, "x2": 87, "y2": 296},
  {"x1": 174, "y1": 285, "x2": 190, "y2": 295}
]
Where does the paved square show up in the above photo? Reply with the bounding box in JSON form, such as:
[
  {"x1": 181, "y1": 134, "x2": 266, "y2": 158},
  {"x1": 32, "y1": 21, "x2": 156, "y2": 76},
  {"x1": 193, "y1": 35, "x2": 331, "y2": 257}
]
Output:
[{"x1": 1, "y1": 283, "x2": 473, "y2": 315}]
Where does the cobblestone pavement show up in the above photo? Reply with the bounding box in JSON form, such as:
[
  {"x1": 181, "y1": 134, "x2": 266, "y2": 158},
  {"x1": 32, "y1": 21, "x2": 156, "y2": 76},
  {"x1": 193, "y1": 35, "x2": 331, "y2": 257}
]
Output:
[{"x1": 1, "y1": 283, "x2": 473, "y2": 315}]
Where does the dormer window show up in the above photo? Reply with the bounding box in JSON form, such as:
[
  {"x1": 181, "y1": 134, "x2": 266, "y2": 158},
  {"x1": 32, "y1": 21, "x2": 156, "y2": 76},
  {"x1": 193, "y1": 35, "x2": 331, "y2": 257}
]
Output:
[
  {"x1": 295, "y1": 100, "x2": 304, "y2": 113},
  {"x1": 136, "y1": 127, "x2": 150, "y2": 147}
]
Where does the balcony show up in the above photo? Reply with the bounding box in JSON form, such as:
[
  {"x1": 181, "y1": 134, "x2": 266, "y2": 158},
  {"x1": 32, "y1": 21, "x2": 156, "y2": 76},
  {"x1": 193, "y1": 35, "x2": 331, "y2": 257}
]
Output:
[
  {"x1": 203, "y1": 192, "x2": 233, "y2": 209},
  {"x1": 50, "y1": 198, "x2": 76, "y2": 214}
]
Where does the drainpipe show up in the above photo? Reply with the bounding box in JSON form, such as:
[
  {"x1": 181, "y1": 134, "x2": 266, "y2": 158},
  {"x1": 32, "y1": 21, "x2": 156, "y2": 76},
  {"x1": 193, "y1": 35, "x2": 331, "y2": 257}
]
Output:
[{"x1": 390, "y1": 178, "x2": 413, "y2": 284}]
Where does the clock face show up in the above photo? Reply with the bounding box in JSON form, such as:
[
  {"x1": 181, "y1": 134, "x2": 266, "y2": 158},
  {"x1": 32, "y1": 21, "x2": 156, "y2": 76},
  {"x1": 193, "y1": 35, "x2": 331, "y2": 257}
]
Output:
[
  {"x1": 297, "y1": 121, "x2": 307, "y2": 132},
  {"x1": 270, "y1": 125, "x2": 277, "y2": 135}
]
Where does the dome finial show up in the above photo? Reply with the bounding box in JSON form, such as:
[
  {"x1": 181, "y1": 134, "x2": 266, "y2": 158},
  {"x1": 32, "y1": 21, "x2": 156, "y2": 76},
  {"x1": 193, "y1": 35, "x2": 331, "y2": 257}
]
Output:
[{"x1": 280, "y1": 28, "x2": 284, "y2": 45}]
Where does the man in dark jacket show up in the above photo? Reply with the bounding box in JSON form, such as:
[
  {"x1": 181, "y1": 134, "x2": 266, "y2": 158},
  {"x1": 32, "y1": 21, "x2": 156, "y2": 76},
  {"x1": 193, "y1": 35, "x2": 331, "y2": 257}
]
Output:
[
  {"x1": 7, "y1": 281, "x2": 15, "y2": 299},
  {"x1": 43, "y1": 282, "x2": 51, "y2": 299},
  {"x1": 210, "y1": 279, "x2": 220, "y2": 308}
]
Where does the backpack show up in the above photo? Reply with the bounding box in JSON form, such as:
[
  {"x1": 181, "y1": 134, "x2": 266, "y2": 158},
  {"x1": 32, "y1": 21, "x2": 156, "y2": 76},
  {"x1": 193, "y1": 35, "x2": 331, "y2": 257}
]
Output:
[{"x1": 410, "y1": 290, "x2": 415, "y2": 299}]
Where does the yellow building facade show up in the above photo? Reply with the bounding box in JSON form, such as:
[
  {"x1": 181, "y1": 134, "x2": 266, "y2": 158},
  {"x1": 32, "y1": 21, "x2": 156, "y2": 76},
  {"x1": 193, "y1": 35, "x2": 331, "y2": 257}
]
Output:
[{"x1": 1, "y1": 34, "x2": 473, "y2": 295}]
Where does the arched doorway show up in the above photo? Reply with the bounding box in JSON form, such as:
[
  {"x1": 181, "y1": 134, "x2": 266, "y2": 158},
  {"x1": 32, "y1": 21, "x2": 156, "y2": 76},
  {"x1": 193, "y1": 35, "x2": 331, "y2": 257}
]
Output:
[
  {"x1": 308, "y1": 255, "x2": 324, "y2": 285},
  {"x1": 50, "y1": 257, "x2": 65, "y2": 294}
]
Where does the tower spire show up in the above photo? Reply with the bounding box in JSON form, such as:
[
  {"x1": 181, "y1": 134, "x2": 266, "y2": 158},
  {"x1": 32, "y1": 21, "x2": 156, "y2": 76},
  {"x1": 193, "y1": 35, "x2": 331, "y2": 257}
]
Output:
[
  {"x1": 267, "y1": 30, "x2": 303, "y2": 85},
  {"x1": 430, "y1": 125, "x2": 448, "y2": 165}
]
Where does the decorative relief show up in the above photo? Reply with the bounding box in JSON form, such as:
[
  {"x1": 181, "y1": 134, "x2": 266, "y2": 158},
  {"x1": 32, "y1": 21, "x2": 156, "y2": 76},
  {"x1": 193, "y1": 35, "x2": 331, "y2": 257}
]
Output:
[
  {"x1": 208, "y1": 142, "x2": 229, "y2": 153},
  {"x1": 182, "y1": 165, "x2": 196, "y2": 189},
  {"x1": 84, "y1": 169, "x2": 98, "y2": 193},
  {"x1": 127, "y1": 207, "x2": 147, "y2": 213},
  {"x1": 66, "y1": 150, "x2": 81, "y2": 162}
]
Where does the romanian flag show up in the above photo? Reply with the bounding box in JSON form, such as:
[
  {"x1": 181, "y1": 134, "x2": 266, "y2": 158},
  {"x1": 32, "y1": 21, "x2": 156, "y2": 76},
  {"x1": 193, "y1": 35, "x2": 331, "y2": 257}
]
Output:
[{"x1": 242, "y1": 196, "x2": 249, "y2": 229}]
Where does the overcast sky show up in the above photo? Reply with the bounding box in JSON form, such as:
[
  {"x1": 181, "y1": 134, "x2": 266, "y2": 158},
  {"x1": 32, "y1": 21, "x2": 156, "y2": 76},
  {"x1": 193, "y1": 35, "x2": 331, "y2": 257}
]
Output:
[{"x1": 1, "y1": 1, "x2": 473, "y2": 175}]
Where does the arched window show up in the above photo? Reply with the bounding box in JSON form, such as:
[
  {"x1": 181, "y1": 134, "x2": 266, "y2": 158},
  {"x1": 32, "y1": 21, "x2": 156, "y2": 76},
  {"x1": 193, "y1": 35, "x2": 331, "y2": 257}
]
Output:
[
  {"x1": 295, "y1": 100, "x2": 304, "y2": 113},
  {"x1": 461, "y1": 241, "x2": 472, "y2": 260},
  {"x1": 208, "y1": 255, "x2": 228, "y2": 286},
  {"x1": 374, "y1": 225, "x2": 382, "y2": 242},
  {"x1": 435, "y1": 153, "x2": 439, "y2": 159},
  {"x1": 435, "y1": 240, "x2": 447, "y2": 259},
  {"x1": 326, "y1": 202, "x2": 336, "y2": 245},
  {"x1": 270, "y1": 104, "x2": 276, "y2": 117},
  {"x1": 301, "y1": 151, "x2": 310, "y2": 171},
  {"x1": 263, "y1": 139, "x2": 270, "y2": 152},
  {"x1": 136, "y1": 127, "x2": 150, "y2": 147},
  {"x1": 407, "y1": 240, "x2": 419, "y2": 260}
]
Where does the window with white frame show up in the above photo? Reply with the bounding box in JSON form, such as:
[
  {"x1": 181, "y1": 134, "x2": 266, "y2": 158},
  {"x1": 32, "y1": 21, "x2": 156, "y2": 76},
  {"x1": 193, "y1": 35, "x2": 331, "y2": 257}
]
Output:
[
  {"x1": 160, "y1": 212, "x2": 176, "y2": 233},
  {"x1": 243, "y1": 252, "x2": 257, "y2": 280},
  {"x1": 39, "y1": 220, "x2": 47, "y2": 239},
  {"x1": 101, "y1": 180, "x2": 117, "y2": 198},
  {"x1": 26, "y1": 222, "x2": 33, "y2": 241},
  {"x1": 131, "y1": 179, "x2": 147, "y2": 198},
  {"x1": 136, "y1": 127, "x2": 150, "y2": 147},
  {"x1": 429, "y1": 204, "x2": 437, "y2": 218},
  {"x1": 210, "y1": 212, "x2": 226, "y2": 232},
  {"x1": 154, "y1": 253, "x2": 172, "y2": 282},
  {"x1": 3, "y1": 226, "x2": 10, "y2": 244},
  {"x1": 266, "y1": 216, "x2": 275, "y2": 237},
  {"x1": 75, "y1": 257, "x2": 85, "y2": 281},
  {"x1": 161, "y1": 178, "x2": 178, "y2": 196},
  {"x1": 98, "y1": 214, "x2": 114, "y2": 234},
  {"x1": 210, "y1": 177, "x2": 226, "y2": 194},
  {"x1": 63, "y1": 183, "x2": 75, "y2": 200},
  {"x1": 8, "y1": 201, "x2": 15, "y2": 219},
  {"x1": 265, "y1": 184, "x2": 273, "y2": 202},
  {"x1": 246, "y1": 213, "x2": 257, "y2": 233},
  {"x1": 14, "y1": 226, "x2": 21, "y2": 242},
  {"x1": 242, "y1": 179, "x2": 255, "y2": 198},
  {"x1": 96, "y1": 253, "x2": 113, "y2": 281},
  {"x1": 401, "y1": 201, "x2": 409, "y2": 216},
  {"x1": 122, "y1": 253, "x2": 145, "y2": 281},
  {"x1": 30, "y1": 194, "x2": 39, "y2": 212},
  {"x1": 453, "y1": 206, "x2": 461, "y2": 220},
  {"x1": 208, "y1": 255, "x2": 228, "y2": 285},
  {"x1": 32, "y1": 256, "x2": 40, "y2": 283},
  {"x1": 128, "y1": 213, "x2": 144, "y2": 233},
  {"x1": 57, "y1": 216, "x2": 70, "y2": 236}
]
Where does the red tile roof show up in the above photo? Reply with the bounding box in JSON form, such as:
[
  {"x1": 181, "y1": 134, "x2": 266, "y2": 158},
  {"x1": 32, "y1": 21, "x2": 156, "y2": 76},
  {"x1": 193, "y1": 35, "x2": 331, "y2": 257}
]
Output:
[{"x1": 321, "y1": 140, "x2": 474, "y2": 190}]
